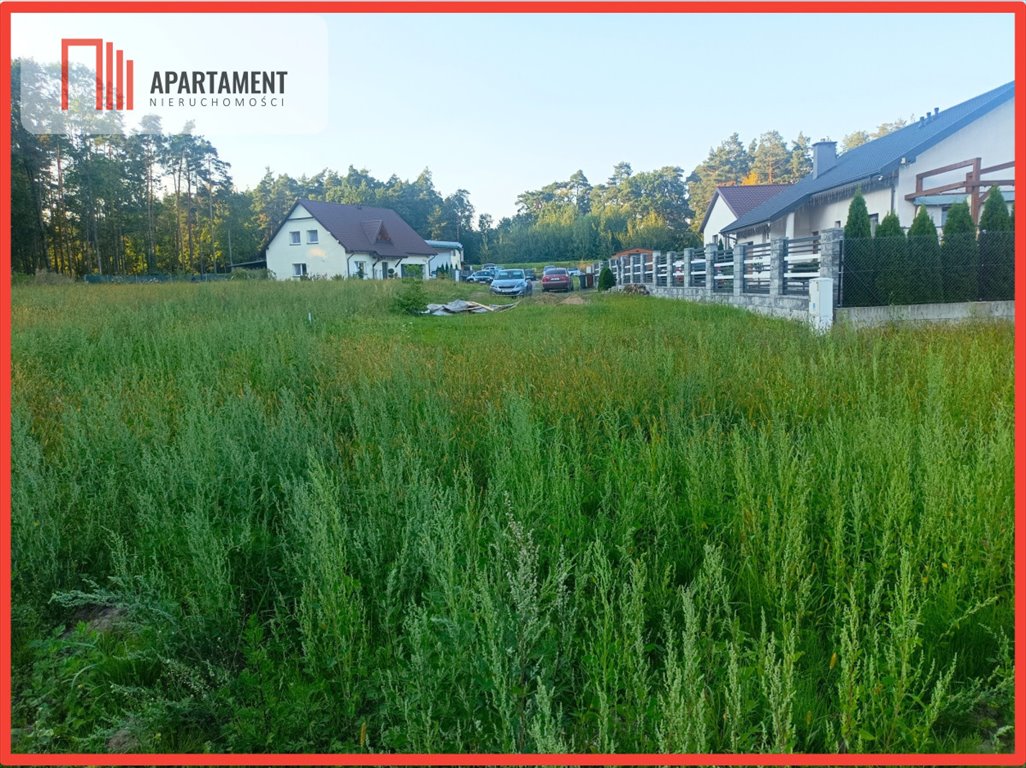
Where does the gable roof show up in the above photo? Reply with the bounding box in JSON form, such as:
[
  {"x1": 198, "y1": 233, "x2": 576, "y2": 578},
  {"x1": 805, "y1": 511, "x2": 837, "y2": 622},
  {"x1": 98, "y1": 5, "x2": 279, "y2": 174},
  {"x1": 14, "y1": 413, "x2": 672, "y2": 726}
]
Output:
[
  {"x1": 722, "y1": 81, "x2": 1015, "y2": 235},
  {"x1": 276, "y1": 199, "x2": 437, "y2": 258},
  {"x1": 699, "y1": 183, "x2": 791, "y2": 234}
]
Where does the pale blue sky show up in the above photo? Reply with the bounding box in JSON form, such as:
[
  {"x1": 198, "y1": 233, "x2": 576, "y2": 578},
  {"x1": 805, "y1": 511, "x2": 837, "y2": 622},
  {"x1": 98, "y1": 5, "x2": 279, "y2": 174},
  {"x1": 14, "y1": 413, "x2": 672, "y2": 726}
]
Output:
[{"x1": 13, "y1": 11, "x2": 1018, "y2": 220}]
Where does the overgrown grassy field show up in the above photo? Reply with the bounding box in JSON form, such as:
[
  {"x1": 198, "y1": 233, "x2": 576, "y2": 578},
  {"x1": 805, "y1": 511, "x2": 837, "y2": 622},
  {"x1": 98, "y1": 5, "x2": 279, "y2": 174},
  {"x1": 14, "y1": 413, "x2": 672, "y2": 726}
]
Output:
[{"x1": 10, "y1": 280, "x2": 1014, "y2": 754}]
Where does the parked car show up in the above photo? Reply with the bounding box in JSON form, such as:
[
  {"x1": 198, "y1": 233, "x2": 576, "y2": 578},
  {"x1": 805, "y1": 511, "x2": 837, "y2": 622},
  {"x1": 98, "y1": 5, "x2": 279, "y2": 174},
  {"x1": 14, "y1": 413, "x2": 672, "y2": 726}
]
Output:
[
  {"x1": 467, "y1": 268, "x2": 497, "y2": 284},
  {"x1": 541, "y1": 267, "x2": 573, "y2": 292},
  {"x1": 490, "y1": 269, "x2": 533, "y2": 297},
  {"x1": 568, "y1": 269, "x2": 583, "y2": 277},
  {"x1": 523, "y1": 269, "x2": 538, "y2": 281}
]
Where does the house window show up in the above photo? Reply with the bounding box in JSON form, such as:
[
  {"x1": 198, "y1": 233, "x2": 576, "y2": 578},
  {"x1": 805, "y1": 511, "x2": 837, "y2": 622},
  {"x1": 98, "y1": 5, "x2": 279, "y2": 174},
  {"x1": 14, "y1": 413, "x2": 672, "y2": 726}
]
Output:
[
  {"x1": 869, "y1": 213, "x2": 879, "y2": 236},
  {"x1": 307, "y1": 230, "x2": 318, "y2": 244},
  {"x1": 289, "y1": 231, "x2": 300, "y2": 245},
  {"x1": 292, "y1": 263, "x2": 307, "y2": 278}
]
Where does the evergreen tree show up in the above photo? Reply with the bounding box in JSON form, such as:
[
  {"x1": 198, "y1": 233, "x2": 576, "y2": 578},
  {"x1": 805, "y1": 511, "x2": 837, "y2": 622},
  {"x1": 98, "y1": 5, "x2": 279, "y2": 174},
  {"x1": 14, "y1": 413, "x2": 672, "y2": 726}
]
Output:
[
  {"x1": 598, "y1": 265, "x2": 615, "y2": 291},
  {"x1": 841, "y1": 191, "x2": 876, "y2": 305},
  {"x1": 978, "y1": 187, "x2": 1013, "y2": 300},
  {"x1": 907, "y1": 206, "x2": 944, "y2": 303},
  {"x1": 940, "y1": 202, "x2": 978, "y2": 302},
  {"x1": 874, "y1": 212, "x2": 911, "y2": 304}
]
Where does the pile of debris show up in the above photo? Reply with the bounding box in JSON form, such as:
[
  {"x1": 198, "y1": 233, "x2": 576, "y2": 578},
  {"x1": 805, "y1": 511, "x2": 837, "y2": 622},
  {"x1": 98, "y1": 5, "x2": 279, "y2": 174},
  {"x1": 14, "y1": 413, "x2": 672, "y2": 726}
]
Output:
[
  {"x1": 423, "y1": 299, "x2": 519, "y2": 316},
  {"x1": 621, "y1": 284, "x2": 650, "y2": 295}
]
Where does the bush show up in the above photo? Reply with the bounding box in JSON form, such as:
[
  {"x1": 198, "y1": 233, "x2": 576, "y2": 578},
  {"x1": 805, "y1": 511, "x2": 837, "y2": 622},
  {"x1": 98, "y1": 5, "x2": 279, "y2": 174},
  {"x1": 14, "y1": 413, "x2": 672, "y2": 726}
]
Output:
[
  {"x1": 229, "y1": 268, "x2": 272, "y2": 281},
  {"x1": 34, "y1": 269, "x2": 74, "y2": 285},
  {"x1": 978, "y1": 187, "x2": 1013, "y2": 300},
  {"x1": 391, "y1": 278, "x2": 428, "y2": 315},
  {"x1": 907, "y1": 206, "x2": 943, "y2": 303},
  {"x1": 598, "y1": 266, "x2": 615, "y2": 292},
  {"x1": 940, "y1": 202, "x2": 978, "y2": 302},
  {"x1": 841, "y1": 191, "x2": 877, "y2": 305},
  {"x1": 874, "y1": 212, "x2": 909, "y2": 305}
]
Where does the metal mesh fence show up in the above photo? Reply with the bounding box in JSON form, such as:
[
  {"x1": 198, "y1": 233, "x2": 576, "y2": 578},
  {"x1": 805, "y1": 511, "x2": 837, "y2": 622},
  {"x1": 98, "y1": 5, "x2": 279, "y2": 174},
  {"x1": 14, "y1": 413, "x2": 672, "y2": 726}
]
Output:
[{"x1": 840, "y1": 232, "x2": 1014, "y2": 307}]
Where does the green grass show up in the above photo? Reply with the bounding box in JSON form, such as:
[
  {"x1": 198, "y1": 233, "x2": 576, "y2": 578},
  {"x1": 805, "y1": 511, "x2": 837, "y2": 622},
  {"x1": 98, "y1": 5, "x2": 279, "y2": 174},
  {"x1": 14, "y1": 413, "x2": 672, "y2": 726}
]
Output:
[{"x1": 10, "y1": 280, "x2": 1015, "y2": 754}]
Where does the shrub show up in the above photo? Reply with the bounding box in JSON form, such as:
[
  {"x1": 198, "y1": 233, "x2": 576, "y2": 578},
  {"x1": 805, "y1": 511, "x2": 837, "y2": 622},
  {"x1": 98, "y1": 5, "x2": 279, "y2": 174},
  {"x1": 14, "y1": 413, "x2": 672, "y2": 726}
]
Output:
[
  {"x1": 598, "y1": 266, "x2": 615, "y2": 292},
  {"x1": 391, "y1": 278, "x2": 428, "y2": 314},
  {"x1": 978, "y1": 187, "x2": 1013, "y2": 300},
  {"x1": 907, "y1": 206, "x2": 944, "y2": 303},
  {"x1": 940, "y1": 202, "x2": 978, "y2": 302},
  {"x1": 841, "y1": 191, "x2": 877, "y2": 305},
  {"x1": 874, "y1": 212, "x2": 910, "y2": 305},
  {"x1": 34, "y1": 269, "x2": 74, "y2": 285}
]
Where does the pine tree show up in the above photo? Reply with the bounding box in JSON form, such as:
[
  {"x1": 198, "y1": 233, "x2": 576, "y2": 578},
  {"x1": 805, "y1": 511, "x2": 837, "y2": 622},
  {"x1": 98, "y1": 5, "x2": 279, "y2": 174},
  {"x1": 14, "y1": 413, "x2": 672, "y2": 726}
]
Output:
[
  {"x1": 841, "y1": 191, "x2": 876, "y2": 305},
  {"x1": 907, "y1": 206, "x2": 943, "y2": 303},
  {"x1": 978, "y1": 187, "x2": 1013, "y2": 300},
  {"x1": 940, "y1": 202, "x2": 978, "y2": 301},
  {"x1": 874, "y1": 212, "x2": 910, "y2": 304}
]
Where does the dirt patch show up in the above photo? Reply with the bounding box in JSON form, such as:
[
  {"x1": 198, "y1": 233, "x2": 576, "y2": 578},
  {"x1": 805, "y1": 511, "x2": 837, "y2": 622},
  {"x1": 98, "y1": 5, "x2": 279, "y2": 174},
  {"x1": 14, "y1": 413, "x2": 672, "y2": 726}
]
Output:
[
  {"x1": 560, "y1": 295, "x2": 586, "y2": 305},
  {"x1": 106, "y1": 727, "x2": 142, "y2": 753},
  {"x1": 62, "y1": 604, "x2": 125, "y2": 636}
]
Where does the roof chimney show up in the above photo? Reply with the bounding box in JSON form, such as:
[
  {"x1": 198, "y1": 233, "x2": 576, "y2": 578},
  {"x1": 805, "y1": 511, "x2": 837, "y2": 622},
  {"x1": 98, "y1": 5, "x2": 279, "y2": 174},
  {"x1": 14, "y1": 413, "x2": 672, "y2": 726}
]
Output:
[
  {"x1": 812, "y1": 140, "x2": 837, "y2": 179},
  {"x1": 933, "y1": 107, "x2": 939, "y2": 118}
]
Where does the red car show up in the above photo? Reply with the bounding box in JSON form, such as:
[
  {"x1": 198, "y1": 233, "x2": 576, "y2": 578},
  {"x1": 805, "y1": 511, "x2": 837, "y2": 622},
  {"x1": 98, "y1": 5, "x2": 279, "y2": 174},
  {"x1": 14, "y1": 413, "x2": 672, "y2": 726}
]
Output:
[{"x1": 541, "y1": 267, "x2": 573, "y2": 292}]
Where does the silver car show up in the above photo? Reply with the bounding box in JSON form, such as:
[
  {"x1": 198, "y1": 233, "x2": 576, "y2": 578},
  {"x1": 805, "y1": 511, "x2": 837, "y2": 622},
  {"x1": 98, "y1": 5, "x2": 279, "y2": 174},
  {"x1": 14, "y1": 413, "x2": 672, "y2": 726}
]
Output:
[{"x1": 490, "y1": 269, "x2": 533, "y2": 297}]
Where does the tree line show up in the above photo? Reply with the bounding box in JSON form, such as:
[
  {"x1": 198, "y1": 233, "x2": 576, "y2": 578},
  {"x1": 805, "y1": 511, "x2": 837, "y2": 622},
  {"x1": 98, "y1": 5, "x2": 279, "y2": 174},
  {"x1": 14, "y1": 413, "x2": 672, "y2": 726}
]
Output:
[{"x1": 11, "y1": 57, "x2": 912, "y2": 275}]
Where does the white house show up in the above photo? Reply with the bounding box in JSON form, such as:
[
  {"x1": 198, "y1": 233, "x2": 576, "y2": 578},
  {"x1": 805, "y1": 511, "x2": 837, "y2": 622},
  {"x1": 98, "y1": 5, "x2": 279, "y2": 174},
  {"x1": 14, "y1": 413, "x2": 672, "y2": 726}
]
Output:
[
  {"x1": 698, "y1": 184, "x2": 791, "y2": 245},
  {"x1": 720, "y1": 81, "x2": 1015, "y2": 244},
  {"x1": 265, "y1": 199, "x2": 438, "y2": 280},
  {"x1": 425, "y1": 240, "x2": 464, "y2": 275}
]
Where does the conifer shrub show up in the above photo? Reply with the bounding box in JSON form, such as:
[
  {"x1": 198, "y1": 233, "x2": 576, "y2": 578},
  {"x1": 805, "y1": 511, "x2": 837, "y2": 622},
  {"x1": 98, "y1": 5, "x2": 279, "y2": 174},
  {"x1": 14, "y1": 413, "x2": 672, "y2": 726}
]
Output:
[
  {"x1": 598, "y1": 266, "x2": 615, "y2": 292},
  {"x1": 978, "y1": 187, "x2": 1013, "y2": 300},
  {"x1": 940, "y1": 202, "x2": 978, "y2": 302},
  {"x1": 874, "y1": 213, "x2": 910, "y2": 305},
  {"x1": 841, "y1": 191, "x2": 876, "y2": 306},
  {"x1": 907, "y1": 206, "x2": 944, "y2": 304}
]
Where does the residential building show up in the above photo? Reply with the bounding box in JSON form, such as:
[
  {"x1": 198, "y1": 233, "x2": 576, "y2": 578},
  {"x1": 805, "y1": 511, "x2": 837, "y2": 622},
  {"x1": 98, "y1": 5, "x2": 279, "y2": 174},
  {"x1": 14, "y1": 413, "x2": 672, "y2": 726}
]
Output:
[
  {"x1": 265, "y1": 199, "x2": 438, "y2": 280},
  {"x1": 719, "y1": 81, "x2": 1014, "y2": 245}
]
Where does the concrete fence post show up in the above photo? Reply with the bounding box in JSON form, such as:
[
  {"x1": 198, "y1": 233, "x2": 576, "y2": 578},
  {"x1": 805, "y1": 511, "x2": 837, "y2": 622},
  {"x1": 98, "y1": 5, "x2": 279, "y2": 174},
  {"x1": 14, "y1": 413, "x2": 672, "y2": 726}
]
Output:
[
  {"x1": 682, "y1": 248, "x2": 693, "y2": 289},
  {"x1": 819, "y1": 228, "x2": 843, "y2": 306},
  {"x1": 770, "y1": 238, "x2": 785, "y2": 296},
  {"x1": 705, "y1": 245, "x2": 716, "y2": 297},
  {"x1": 733, "y1": 244, "x2": 745, "y2": 297}
]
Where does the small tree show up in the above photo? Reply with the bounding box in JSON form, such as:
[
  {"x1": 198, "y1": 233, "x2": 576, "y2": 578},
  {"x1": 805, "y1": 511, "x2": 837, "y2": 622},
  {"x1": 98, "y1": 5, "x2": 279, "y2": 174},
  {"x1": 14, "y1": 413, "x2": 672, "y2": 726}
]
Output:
[
  {"x1": 598, "y1": 265, "x2": 615, "y2": 291},
  {"x1": 978, "y1": 187, "x2": 1013, "y2": 300},
  {"x1": 841, "y1": 190, "x2": 876, "y2": 305},
  {"x1": 907, "y1": 206, "x2": 943, "y2": 303},
  {"x1": 940, "y1": 202, "x2": 978, "y2": 302},
  {"x1": 392, "y1": 278, "x2": 427, "y2": 315},
  {"x1": 874, "y1": 212, "x2": 910, "y2": 304}
]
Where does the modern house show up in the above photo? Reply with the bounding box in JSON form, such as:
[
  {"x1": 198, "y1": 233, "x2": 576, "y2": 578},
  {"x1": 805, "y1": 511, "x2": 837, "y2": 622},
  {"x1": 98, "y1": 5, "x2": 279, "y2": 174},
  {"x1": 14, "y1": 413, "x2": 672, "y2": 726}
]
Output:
[
  {"x1": 698, "y1": 184, "x2": 791, "y2": 244},
  {"x1": 265, "y1": 199, "x2": 438, "y2": 280},
  {"x1": 719, "y1": 81, "x2": 1014, "y2": 246},
  {"x1": 425, "y1": 240, "x2": 464, "y2": 275}
]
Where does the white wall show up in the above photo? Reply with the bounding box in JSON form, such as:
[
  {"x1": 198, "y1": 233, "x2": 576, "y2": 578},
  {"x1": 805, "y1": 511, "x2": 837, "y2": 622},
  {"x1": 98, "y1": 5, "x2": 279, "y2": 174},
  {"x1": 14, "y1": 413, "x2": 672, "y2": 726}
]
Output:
[
  {"x1": 894, "y1": 99, "x2": 1014, "y2": 229},
  {"x1": 742, "y1": 98, "x2": 1014, "y2": 240},
  {"x1": 703, "y1": 195, "x2": 739, "y2": 242},
  {"x1": 266, "y1": 204, "x2": 350, "y2": 279}
]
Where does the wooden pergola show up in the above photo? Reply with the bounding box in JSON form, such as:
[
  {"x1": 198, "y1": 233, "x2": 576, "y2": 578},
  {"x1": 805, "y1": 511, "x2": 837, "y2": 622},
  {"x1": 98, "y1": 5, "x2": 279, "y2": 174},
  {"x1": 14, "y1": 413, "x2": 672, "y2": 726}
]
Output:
[{"x1": 904, "y1": 157, "x2": 1014, "y2": 224}]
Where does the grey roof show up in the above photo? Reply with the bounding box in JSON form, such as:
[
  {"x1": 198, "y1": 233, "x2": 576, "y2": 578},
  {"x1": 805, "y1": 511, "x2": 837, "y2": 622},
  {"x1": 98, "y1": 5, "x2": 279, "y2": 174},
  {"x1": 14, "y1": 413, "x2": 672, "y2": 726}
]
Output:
[
  {"x1": 425, "y1": 240, "x2": 464, "y2": 250},
  {"x1": 722, "y1": 81, "x2": 1014, "y2": 234},
  {"x1": 280, "y1": 199, "x2": 437, "y2": 258}
]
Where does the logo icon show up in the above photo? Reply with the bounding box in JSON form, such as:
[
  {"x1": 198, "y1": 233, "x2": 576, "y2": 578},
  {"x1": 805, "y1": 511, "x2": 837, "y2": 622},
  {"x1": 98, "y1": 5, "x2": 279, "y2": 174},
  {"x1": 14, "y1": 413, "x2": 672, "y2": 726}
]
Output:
[{"x1": 61, "y1": 38, "x2": 134, "y2": 110}]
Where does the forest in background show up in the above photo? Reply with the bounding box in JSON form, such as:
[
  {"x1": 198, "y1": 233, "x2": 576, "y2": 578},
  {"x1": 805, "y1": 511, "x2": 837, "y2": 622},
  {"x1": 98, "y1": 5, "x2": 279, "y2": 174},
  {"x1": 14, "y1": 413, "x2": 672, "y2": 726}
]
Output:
[{"x1": 11, "y1": 59, "x2": 909, "y2": 276}]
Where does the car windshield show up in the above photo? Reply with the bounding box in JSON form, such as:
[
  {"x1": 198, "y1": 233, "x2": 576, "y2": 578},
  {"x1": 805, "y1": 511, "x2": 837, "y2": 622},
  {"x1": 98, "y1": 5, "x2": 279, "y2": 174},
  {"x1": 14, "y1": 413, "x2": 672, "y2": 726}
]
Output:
[
  {"x1": 546, "y1": 269, "x2": 567, "y2": 276},
  {"x1": 495, "y1": 270, "x2": 523, "y2": 280}
]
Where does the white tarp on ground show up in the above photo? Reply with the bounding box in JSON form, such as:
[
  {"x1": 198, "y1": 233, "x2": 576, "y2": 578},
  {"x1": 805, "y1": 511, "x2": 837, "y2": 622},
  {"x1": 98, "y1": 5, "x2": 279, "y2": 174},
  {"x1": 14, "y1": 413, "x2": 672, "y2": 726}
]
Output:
[{"x1": 424, "y1": 300, "x2": 519, "y2": 315}]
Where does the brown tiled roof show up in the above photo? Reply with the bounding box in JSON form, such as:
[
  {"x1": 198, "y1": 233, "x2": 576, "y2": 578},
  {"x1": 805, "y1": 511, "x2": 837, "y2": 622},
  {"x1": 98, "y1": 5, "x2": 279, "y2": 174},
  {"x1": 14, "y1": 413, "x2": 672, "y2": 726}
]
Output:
[
  {"x1": 290, "y1": 199, "x2": 437, "y2": 258},
  {"x1": 612, "y1": 247, "x2": 654, "y2": 258},
  {"x1": 699, "y1": 184, "x2": 791, "y2": 235}
]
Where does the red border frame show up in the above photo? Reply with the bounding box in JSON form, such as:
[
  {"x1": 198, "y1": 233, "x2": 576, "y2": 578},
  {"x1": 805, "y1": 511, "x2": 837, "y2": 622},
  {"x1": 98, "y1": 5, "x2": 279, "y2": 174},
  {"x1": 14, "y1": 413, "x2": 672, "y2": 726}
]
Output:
[{"x1": 1, "y1": 2, "x2": 1023, "y2": 765}]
